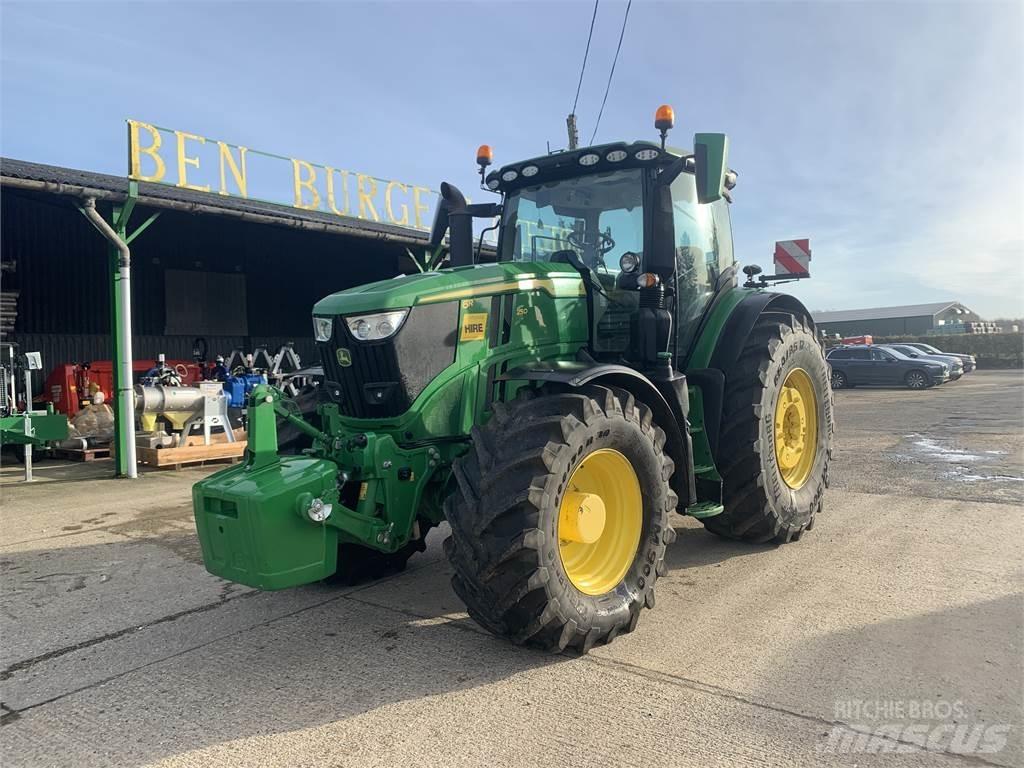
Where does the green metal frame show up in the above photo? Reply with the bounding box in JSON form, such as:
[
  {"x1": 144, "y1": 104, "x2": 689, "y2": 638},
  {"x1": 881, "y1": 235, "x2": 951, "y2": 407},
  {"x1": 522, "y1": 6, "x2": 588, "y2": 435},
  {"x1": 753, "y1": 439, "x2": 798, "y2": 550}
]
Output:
[
  {"x1": 78, "y1": 181, "x2": 160, "y2": 477},
  {"x1": 0, "y1": 408, "x2": 68, "y2": 447}
]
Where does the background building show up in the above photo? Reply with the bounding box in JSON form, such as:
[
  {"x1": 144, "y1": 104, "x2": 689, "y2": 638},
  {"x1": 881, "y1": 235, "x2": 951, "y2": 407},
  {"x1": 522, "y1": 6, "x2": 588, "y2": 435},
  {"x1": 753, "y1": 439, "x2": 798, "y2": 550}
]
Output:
[
  {"x1": 812, "y1": 301, "x2": 983, "y2": 337},
  {"x1": 1, "y1": 158, "x2": 439, "y2": 385}
]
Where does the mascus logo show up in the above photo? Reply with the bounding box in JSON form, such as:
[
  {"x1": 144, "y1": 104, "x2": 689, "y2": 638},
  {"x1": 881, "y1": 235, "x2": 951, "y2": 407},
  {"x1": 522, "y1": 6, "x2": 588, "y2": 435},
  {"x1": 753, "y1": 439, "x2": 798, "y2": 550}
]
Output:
[{"x1": 336, "y1": 348, "x2": 352, "y2": 367}]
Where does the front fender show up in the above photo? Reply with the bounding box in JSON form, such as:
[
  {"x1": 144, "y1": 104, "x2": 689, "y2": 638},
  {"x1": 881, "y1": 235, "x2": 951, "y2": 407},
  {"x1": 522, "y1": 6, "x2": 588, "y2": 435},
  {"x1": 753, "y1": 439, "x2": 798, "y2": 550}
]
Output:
[{"x1": 498, "y1": 361, "x2": 696, "y2": 508}]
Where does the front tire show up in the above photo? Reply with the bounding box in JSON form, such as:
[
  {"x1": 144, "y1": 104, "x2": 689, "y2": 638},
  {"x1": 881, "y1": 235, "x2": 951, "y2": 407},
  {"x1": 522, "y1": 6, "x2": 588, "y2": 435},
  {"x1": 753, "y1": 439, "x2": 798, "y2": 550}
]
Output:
[
  {"x1": 444, "y1": 385, "x2": 676, "y2": 652},
  {"x1": 905, "y1": 370, "x2": 929, "y2": 389},
  {"x1": 702, "y1": 313, "x2": 833, "y2": 544}
]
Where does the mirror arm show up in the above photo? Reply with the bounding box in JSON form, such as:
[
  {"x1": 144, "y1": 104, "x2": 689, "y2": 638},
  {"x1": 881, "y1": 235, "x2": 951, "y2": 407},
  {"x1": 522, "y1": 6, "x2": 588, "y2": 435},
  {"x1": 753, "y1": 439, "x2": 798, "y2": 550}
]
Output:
[
  {"x1": 657, "y1": 155, "x2": 693, "y2": 186},
  {"x1": 466, "y1": 202, "x2": 502, "y2": 218}
]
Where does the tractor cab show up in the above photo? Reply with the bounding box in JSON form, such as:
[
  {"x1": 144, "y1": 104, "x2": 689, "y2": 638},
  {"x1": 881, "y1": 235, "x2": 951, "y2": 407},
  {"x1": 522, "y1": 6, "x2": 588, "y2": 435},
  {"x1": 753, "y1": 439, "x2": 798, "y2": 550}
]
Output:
[{"x1": 435, "y1": 113, "x2": 737, "y2": 371}]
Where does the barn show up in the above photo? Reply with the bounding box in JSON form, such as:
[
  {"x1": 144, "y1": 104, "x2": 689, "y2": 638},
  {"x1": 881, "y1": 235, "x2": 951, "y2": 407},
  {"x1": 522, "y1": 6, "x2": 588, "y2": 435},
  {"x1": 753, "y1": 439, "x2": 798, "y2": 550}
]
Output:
[
  {"x1": 812, "y1": 302, "x2": 982, "y2": 338},
  {"x1": 0, "y1": 154, "x2": 444, "y2": 476}
]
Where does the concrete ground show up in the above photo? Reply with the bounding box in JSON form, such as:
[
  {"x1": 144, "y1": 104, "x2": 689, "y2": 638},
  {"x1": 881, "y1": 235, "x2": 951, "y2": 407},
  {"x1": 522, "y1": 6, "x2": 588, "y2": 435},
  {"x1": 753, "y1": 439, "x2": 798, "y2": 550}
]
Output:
[{"x1": 1, "y1": 370, "x2": 1021, "y2": 767}]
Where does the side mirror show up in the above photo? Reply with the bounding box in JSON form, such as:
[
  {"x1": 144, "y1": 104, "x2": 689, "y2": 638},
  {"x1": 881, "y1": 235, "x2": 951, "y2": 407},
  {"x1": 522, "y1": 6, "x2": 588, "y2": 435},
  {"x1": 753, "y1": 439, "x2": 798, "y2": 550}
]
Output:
[{"x1": 694, "y1": 133, "x2": 729, "y2": 204}]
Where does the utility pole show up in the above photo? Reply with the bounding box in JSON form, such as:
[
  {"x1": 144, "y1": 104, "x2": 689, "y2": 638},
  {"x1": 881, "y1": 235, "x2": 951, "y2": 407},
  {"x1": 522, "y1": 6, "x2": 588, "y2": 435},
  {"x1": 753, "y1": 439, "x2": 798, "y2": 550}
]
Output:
[{"x1": 566, "y1": 114, "x2": 579, "y2": 150}]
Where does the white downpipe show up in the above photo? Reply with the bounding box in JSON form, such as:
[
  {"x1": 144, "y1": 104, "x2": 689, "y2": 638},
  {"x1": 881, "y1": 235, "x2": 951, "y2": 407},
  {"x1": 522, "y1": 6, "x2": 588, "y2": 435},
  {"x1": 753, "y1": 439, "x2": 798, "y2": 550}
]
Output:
[{"x1": 81, "y1": 198, "x2": 138, "y2": 478}]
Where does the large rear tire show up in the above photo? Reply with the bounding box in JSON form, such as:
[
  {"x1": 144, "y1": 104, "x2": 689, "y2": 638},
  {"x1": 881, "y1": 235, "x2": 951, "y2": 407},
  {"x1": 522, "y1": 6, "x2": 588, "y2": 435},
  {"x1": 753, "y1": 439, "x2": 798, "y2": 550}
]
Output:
[
  {"x1": 444, "y1": 385, "x2": 676, "y2": 652},
  {"x1": 702, "y1": 313, "x2": 833, "y2": 544}
]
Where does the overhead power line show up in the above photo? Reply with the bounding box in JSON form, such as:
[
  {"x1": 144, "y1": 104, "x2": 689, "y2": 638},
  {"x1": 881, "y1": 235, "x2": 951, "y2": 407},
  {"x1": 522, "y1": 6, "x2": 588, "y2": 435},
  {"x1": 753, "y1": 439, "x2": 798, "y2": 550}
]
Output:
[
  {"x1": 572, "y1": 1, "x2": 600, "y2": 115},
  {"x1": 589, "y1": 0, "x2": 632, "y2": 145},
  {"x1": 568, "y1": 0, "x2": 600, "y2": 150}
]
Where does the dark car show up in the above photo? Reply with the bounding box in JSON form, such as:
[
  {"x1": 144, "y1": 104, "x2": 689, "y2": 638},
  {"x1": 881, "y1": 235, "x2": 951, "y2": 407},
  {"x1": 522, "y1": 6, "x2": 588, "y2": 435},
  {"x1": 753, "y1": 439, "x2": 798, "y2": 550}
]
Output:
[
  {"x1": 880, "y1": 344, "x2": 964, "y2": 380},
  {"x1": 904, "y1": 342, "x2": 976, "y2": 372},
  {"x1": 826, "y1": 345, "x2": 949, "y2": 389}
]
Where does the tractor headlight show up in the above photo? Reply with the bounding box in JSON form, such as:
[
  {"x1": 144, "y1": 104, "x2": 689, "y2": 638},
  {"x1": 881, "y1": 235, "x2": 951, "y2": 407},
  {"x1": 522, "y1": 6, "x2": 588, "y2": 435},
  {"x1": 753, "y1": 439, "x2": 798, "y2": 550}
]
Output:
[
  {"x1": 306, "y1": 497, "x2": 332, "y2": 523},
  {"x1": 345, "y1": 309, "x2": 409, "y2": 342},
  {"x1": 313, "y1": 316, "x2": 333, "y2": 342}
]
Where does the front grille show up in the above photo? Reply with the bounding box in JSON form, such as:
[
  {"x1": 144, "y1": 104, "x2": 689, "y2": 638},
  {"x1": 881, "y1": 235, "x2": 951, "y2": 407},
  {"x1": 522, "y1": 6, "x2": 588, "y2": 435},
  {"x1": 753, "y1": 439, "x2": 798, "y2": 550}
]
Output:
[{"x1": 318, "y1": 302, "x2": 458, "y2": 419}]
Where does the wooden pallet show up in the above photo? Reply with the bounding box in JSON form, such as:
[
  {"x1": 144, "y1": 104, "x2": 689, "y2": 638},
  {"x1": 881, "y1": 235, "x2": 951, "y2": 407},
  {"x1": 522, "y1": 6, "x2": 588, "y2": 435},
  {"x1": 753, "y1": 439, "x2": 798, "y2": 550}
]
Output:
[
  {"x1": 54, "y1": 446, "x2": 111, "y2": 462},
  {"x1": 131, "y1": 426, "x2": 246, "y2": 469},
  {"x1": 135, "y1": 437, "x2": 247, "y2": 470}
]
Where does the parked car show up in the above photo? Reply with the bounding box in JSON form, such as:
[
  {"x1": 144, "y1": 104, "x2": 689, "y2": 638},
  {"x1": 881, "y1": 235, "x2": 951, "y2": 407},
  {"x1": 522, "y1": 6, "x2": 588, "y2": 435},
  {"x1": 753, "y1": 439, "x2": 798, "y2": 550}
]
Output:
[
  {"x1": 879, "y1": 344, "x2": 964, "y2": 380},
  {"x1": 826, "y1": 345, "x2": 949, "y2": 389},
  {"x1": 903, "y1": 342, "x2": 976, "y2": 372}
]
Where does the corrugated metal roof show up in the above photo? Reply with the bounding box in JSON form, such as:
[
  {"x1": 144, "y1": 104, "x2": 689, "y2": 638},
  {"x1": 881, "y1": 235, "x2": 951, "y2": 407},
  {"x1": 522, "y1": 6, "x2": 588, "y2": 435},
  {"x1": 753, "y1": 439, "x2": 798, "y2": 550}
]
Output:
[
  {"x1": 0, "y1": 157, "x2": 433, "y2": 246},
  {"x1": 812, "y1": 302, "x2": 967, "y2": 324}
]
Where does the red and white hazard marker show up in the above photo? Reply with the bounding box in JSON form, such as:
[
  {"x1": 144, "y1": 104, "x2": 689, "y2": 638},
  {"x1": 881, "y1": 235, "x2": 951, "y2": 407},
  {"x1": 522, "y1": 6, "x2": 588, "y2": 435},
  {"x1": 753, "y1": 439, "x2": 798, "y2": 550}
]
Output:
[{"x1": 774, "y1": 239, "x2": 811, "y2": 276}]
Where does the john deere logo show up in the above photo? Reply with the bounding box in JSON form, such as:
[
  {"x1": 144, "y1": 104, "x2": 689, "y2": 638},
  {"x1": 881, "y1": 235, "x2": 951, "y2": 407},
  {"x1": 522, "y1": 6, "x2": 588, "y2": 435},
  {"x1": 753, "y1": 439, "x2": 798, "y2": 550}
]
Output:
[{"x1": 336, "y1": 348, "x2": 352, "y2": 367}]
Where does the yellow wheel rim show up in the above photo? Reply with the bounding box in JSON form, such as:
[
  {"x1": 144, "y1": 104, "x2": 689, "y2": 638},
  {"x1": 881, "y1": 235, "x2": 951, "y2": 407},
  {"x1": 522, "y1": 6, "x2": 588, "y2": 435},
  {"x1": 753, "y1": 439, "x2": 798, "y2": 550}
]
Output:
[
  {"x1": 774, "y1": 368, "x2": 819, "y2": 490},
  {"x1": 557, "y1": 448, "x2": 642, "y2": 596}
]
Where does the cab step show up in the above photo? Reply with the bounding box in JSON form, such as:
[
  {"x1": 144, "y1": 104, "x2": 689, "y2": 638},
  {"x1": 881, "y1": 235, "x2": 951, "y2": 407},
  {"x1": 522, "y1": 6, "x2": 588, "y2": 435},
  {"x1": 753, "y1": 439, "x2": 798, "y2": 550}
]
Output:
[{"x1": 685, "y1": 501, "x2": 724, "y2": 519}]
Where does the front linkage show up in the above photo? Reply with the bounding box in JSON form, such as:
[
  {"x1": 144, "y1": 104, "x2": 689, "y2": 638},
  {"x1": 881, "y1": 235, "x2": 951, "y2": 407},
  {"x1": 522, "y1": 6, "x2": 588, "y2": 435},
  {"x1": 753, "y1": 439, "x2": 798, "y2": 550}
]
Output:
[{"x1": 193, "y1": 384, "x2": 456, "y2": 590}]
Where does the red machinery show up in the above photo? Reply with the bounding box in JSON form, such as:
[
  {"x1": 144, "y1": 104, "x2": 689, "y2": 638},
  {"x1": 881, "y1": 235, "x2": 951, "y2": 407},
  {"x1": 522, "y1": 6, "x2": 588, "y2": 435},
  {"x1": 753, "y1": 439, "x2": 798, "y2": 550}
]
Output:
[
  {"x1": 840, "y1": 335, "x2": 873, "y2": 346},
  {"x1": 41, "y1": 359, "x2": 205, "y2": 417}
]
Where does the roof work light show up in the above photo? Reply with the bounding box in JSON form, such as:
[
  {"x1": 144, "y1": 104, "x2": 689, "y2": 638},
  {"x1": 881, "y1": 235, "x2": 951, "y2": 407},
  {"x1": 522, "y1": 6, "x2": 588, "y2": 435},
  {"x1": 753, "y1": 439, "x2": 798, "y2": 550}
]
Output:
[
  {"x1": 476, "y1": 144, "x2": 493, "y2": 187},
  {"x1": 655, "y1": 104, "x2": 675, "y2": 149}
]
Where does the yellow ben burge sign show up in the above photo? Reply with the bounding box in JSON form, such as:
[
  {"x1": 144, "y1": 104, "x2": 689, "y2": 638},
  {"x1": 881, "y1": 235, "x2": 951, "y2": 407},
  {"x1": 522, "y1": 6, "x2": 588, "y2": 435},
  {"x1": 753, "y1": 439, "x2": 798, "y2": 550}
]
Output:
[{"x1": 127, "y1": 120, "x2": 439, "y2": 230}]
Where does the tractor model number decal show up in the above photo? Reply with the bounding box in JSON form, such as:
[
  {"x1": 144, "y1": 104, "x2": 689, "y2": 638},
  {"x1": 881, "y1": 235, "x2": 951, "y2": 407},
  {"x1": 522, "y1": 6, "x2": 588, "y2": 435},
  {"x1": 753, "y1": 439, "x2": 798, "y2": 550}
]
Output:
[
  {"x1": 460, "y1": 313, "x2": 488, "y2": 342},
  {"x1": 336, "y1": 348, "x2": 353, "y2": 367}
]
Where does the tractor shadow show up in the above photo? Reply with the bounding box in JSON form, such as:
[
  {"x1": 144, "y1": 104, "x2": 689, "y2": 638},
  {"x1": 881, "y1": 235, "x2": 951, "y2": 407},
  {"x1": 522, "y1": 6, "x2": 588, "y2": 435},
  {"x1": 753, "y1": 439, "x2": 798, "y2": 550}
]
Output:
[
  {"x1": 0, "y1": 527, "x2": 565, "y2": 767},
  {"x1": 5, "y1": 516, "x2": 777, "y2": 767},
  {"x1": 663, "y1": 519, "x2": 778, "y2": 571}
]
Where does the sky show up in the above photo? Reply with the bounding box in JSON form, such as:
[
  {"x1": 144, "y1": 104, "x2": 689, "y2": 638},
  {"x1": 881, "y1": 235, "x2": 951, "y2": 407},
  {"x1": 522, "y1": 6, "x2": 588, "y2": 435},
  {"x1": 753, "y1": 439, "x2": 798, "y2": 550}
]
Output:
[{"x1": 1, "y1": 0, "x2": 1022, "y2": 318}]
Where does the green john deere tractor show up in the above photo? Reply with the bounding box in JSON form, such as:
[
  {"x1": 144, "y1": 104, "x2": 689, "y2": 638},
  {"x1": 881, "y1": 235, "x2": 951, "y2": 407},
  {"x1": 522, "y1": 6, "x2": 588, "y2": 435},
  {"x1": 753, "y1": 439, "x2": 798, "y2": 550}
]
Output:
[{"x1": 193, "y1": 108, "x2": 834, "y2": 652}]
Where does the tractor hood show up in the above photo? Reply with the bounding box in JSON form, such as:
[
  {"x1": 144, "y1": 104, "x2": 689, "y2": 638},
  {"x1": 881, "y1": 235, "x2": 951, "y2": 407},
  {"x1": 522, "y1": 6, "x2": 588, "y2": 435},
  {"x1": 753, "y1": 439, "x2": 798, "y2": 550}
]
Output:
[{"x1": 313, "y1": 261, "x2": 585, "y2": 316}]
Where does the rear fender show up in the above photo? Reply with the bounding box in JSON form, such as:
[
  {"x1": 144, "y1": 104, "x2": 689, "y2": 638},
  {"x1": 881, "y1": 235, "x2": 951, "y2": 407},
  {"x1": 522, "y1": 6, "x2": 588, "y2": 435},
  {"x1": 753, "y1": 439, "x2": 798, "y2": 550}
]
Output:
[{"x1": 688, "y1": 291, "x2": 816, "y2": 460}]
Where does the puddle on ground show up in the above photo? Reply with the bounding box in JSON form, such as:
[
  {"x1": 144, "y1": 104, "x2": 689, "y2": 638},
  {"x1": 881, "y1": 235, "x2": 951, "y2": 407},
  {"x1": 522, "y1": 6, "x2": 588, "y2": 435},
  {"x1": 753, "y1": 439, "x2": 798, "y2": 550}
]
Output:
[
  {"x1": 890, "y1": 434, "x2": 1024, "y2": 485},
  {"x1": 938, "y1": 471, "x2": 1024, "y2": 483}
]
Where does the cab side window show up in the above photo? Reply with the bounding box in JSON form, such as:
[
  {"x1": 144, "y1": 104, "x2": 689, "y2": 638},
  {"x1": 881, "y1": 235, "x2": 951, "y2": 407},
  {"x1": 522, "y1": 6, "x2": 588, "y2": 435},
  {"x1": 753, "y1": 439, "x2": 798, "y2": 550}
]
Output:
[
  {"x1": 850, "y1": 349, "x2": 871, "y2": 360},
  {"x1": 670, "y1": 174, "x2": 719, "y2": 357},
  {"x1": 870, "y1": 349, "x2": 892, "y2": 361},
  {"x1": 710, "y1": 199, "x2": 734, "y2": 275}
]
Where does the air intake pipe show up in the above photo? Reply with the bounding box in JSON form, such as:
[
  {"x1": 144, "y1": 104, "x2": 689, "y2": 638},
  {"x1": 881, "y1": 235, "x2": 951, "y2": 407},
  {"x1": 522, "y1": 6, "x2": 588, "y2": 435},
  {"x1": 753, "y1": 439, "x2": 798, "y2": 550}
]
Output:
[{"x1": 441, "y1": 182, "x2": 473, "y2": 267}]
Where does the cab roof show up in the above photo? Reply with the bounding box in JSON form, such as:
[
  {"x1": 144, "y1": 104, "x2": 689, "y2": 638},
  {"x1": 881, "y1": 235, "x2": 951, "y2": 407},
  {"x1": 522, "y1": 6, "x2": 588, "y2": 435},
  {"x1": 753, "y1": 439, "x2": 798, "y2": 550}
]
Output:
[{"x1": 485, "y1": 141, "x2": 692, "y2": 195}]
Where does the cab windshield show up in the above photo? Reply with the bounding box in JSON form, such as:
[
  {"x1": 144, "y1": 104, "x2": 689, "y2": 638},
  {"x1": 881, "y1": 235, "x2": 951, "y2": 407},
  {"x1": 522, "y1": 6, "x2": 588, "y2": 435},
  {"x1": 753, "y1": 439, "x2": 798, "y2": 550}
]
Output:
[{"x1": 499, "y1": 168, "x2": 644, "y2": 274}]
